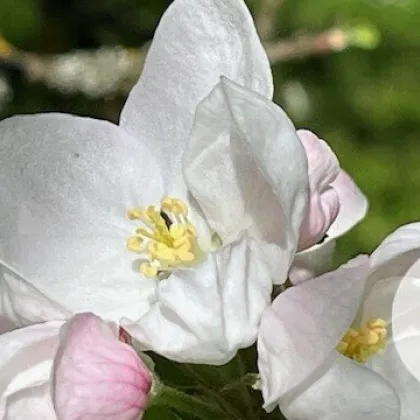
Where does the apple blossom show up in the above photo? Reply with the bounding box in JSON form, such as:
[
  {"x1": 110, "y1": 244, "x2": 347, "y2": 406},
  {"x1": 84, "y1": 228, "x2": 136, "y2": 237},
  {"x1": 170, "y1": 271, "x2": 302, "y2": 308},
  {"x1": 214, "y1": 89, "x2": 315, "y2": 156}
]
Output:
[
  {"x1": 258, "y1": 223, "x2": 420, "y2": 419},
  {"x1": 0, "y1": 313, "x2": 152, "y2": 420},
  {"x1": 0, "y1": 0, "x2": 309, "y2": 364},
  {"x1": 290, "y1": 129, "x2": 368, "y2": 284}
]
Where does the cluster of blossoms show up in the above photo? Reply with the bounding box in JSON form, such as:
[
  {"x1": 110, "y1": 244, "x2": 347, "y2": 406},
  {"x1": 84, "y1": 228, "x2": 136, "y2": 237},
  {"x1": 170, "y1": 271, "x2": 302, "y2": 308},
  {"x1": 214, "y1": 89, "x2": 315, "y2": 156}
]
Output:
[{"x1": 0, "y1": 0, "x2": 419, "y2": 419}]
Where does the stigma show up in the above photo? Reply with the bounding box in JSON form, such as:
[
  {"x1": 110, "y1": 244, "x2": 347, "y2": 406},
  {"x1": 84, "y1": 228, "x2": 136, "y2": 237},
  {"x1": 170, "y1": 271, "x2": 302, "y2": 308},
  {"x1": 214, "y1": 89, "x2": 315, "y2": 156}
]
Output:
[
  {"x1": 337, "y1": 318, "x2": 388, "y2": 364},
  {"x1": 126, "y1": 197, "x2": 204, "y2": 279}
]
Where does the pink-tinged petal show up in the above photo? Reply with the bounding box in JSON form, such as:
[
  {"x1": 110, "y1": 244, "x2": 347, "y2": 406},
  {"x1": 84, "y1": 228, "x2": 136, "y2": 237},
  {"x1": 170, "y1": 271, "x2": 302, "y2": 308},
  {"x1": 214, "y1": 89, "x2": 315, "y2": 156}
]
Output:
[
  {"x1": 298, "y1": 188, "x2": 340, "y2": 250},
  {"x1": 297, "y1": 130, "x2": 340, "y2": 250},
  {"x1": 296, "y1": 130, "x2": 368, "y2": 249},
  {"x1": 258, "y1": 256, "x2": 369, "y2": 411},
  {"x1": 297, "y1": 130, "x2": 341, "y2": 250},
  {"x1": 298, "y1": 130, "x2": 340, "y2": 191},
  {"x1": 281, "y1": 353, "x2": 400, "y2": 420},
  {"x1": 53, "y1": 313, "x2": 152, "y2": 420},
  {"x1": 328, "y1": 170, "x2": 368, "y2": 239},
  {"x1": 292, "y1": 131, "x2": 368, "y2": 279}
]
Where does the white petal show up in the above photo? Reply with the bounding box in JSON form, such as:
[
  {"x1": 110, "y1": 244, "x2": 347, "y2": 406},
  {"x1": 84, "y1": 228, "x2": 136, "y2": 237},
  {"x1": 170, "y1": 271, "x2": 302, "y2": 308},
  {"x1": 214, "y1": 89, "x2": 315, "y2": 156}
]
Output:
[
  {"x1": 289, "y1": 238, "x2": 336, "y2": 284},
  {"x1": 184, "y1": 78, "x2": 308, "y2": 283},
  {"x1": 281, "y1": 353, "x2": 400, "y2": 420},
  {"x1": 371, "y1": 339, "x2": 420, "y2": 420},
  {"x1": 122, "y1": 234, "x2": 272, "y2": 364},
  {"x1": 361, "y1": 227, "x2": 420, "y2": 418},
  {"x1": 258, "y1": 256, "x2": 369, "y2": 411},
  {"x1": 0, "y1": 322, "x2": 63, "y2": 419},
  {"x1": 0, "y1": 263, "x2": 70, "y2": 333},
  {"x1": 358, "y1": 255, "x2": 420, "y2": 328},
  {"x1": 0, "y1": 114, "x2": 162, "y2": 323},
  {"x1": 359, "y1": 225, "x2": 420, "y2": 324},
  {"x1": 327, "y1": 170, "x2": 368, "y2": 239},
  {"x1": 370, "y1": 222, "x2": 420, "y2": 270},
  {"x1": 120, "y1": 0, "x2": 273, "y2": 188}
]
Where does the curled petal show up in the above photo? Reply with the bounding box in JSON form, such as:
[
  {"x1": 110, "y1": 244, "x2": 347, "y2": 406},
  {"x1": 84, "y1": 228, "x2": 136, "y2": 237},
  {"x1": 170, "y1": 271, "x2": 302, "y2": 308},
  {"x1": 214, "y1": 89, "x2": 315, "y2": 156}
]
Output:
[
  {"x1": 297, "y1": 130, "x2": 341, "y2": 250},
  {"x1": 293, "y1": 170, "x2": 367, "y2": 279},
  {"x1": 53, "y1": 313, "x2": 152, "y2": 420},
  {"x1": 328, "y1": 170, "x2": 368, "y2": 239},
  {"x1": 297, "y1": 130, "x2": 340, "y2": 250},
  {"x1": 184, "y1": 78, "x2": 308, "y2": 283},
  {"x1": 298, "y1": 188, "x2": 340, "y2": 250},
  {"x1": 298, "y1": 130, "x2": 340, "y2": 192},
  {"x1": 122, "y1": 234, "x2": 273, "y2": 364},
  {"x1": 120, "y1": 0, "x2": 273, "y2": 187}
]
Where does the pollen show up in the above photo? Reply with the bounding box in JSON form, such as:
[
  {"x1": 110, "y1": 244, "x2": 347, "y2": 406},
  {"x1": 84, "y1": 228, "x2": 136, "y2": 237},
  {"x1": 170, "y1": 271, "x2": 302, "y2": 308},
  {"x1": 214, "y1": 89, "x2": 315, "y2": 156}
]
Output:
[
  {"x1": 337, "y1": 318, "x2": 388, "y2": 364},
  {"x1": 126, "y1": 197, "x2": 204, "y2": 279}
]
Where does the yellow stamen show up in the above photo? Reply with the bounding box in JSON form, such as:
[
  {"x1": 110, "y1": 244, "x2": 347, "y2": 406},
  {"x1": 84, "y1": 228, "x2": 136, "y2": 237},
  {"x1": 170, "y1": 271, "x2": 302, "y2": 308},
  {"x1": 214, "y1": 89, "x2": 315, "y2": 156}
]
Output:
[
  {"x1": 161, "y1": 197, "x2": 188, "y2": 216},
  {"x1": 140, "y1": 263, "x2": 158, "y2": 278},
  {"x1": 126, "y1": 236, "x2": 144, "y2": 253},
  {"x1": 127, "y1": 196, "x2": 204, "y2": 279},
  {"x1": 127, "y1": 209, "x2": 143, "y2": 220},
  {"x1": 337, "y1": 318, "x2": 388, "y2": 363}
]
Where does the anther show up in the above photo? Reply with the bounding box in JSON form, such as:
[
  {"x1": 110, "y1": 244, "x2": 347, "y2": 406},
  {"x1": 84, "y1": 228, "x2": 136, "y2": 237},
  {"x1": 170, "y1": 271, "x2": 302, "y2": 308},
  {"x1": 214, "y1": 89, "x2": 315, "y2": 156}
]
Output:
[
  {"x1": 127, "y1": 196, "x2": 204, "y2": 280},
  {"x1": 337, "y1": 318, "x2": 388, "y2": 363}
]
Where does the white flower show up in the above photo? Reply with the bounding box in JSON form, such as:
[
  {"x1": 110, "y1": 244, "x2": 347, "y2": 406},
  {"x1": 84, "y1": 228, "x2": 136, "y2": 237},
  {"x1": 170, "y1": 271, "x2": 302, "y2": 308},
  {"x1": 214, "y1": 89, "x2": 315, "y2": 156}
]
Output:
[
  {"x1": 258, "y1": 223, "x2": 420, "y2": 419},
  {"x1": 0, "y1": 0, "x2": 308, "y2": 364},
  {"x1": 289, "y1": 130, "x2": 368, "y2": 284}
]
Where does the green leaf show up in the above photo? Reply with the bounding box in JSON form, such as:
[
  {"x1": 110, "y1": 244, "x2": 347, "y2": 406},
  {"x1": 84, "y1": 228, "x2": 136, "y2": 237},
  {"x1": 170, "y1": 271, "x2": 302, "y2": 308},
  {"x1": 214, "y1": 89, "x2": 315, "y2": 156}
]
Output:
[
  {"x1": 149, "y1": 386, "x2": 229, "y2": 420},
  {"x1": 143, "y1": 405, "x2": 191, "y2": 420}
]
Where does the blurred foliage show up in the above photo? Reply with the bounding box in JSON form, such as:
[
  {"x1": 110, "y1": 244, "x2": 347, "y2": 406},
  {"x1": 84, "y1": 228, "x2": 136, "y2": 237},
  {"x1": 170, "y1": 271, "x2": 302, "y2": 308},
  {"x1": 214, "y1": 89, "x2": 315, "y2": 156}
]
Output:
[{"x1": 1, "y1": 0, "x2": 420, "y2": 263}]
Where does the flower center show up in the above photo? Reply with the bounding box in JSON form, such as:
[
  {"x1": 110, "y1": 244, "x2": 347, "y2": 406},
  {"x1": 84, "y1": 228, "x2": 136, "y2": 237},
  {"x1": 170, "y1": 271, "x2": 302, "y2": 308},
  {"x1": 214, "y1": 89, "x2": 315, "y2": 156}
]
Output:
[
  {"x1": 126, "y1": 197, "x2": 204, "y2": 279},
  {"x1": 337, "y1": 318, "x2": 388, "y2": 363}
]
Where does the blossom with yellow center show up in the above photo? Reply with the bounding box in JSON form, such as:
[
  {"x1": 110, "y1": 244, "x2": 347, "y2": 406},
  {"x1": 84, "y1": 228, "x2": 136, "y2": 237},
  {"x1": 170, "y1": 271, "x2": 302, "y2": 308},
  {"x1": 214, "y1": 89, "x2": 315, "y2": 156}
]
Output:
[
  {"x1": 126, "y1": 196, "x2": 204, "y2": 279},
  {"x1": 337, "y1": 318, "x2": 388, "y2": 363},
  {"x1": 0, "y1": 0, "x2": 312, "y2": 369}
]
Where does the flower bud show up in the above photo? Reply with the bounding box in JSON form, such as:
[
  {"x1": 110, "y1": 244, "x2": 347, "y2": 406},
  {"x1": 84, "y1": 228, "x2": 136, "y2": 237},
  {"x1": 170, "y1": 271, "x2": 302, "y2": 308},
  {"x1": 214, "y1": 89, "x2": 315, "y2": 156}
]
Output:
[{"x1": 53, "y1": 313, "x2": 152, "y2": 420}]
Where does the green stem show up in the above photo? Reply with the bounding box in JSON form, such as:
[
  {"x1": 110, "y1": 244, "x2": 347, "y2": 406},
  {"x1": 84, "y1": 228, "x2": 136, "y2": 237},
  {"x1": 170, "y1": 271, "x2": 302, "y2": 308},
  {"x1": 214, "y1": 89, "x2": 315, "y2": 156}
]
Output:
[
  {"x1": 236, "y1": 353, "x2": 257, "y2": 419},
  {"x1": 200, "y1": 385, "x2": 246, "y2": 419},
  {"x1": 149, "y1": 385, "x2": 229, "y2": 420},
  {"x1": 220, "y1": 373, "x2": 259, "y2": 393},
  {"x1": 182, "y1": 365, "x2": 245, "y2": 419}
]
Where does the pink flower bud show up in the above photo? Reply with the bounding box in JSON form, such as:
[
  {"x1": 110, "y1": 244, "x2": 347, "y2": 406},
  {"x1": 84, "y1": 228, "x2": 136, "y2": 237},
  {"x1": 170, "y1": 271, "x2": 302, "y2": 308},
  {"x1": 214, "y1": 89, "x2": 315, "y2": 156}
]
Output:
[
  {"x1": 53, "y1": 313, "x2": 152, "y2": 420},
  {"x1": 297, "y1": 130, "x2": 341, "y2": 250}
]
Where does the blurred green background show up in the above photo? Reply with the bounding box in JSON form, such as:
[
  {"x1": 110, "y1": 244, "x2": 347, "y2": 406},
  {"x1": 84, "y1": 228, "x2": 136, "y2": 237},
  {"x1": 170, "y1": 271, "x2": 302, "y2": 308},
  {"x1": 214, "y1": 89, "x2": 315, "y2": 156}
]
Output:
[{"x1": 1, "y1": 0, "x2": 419, "y2": 264}]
